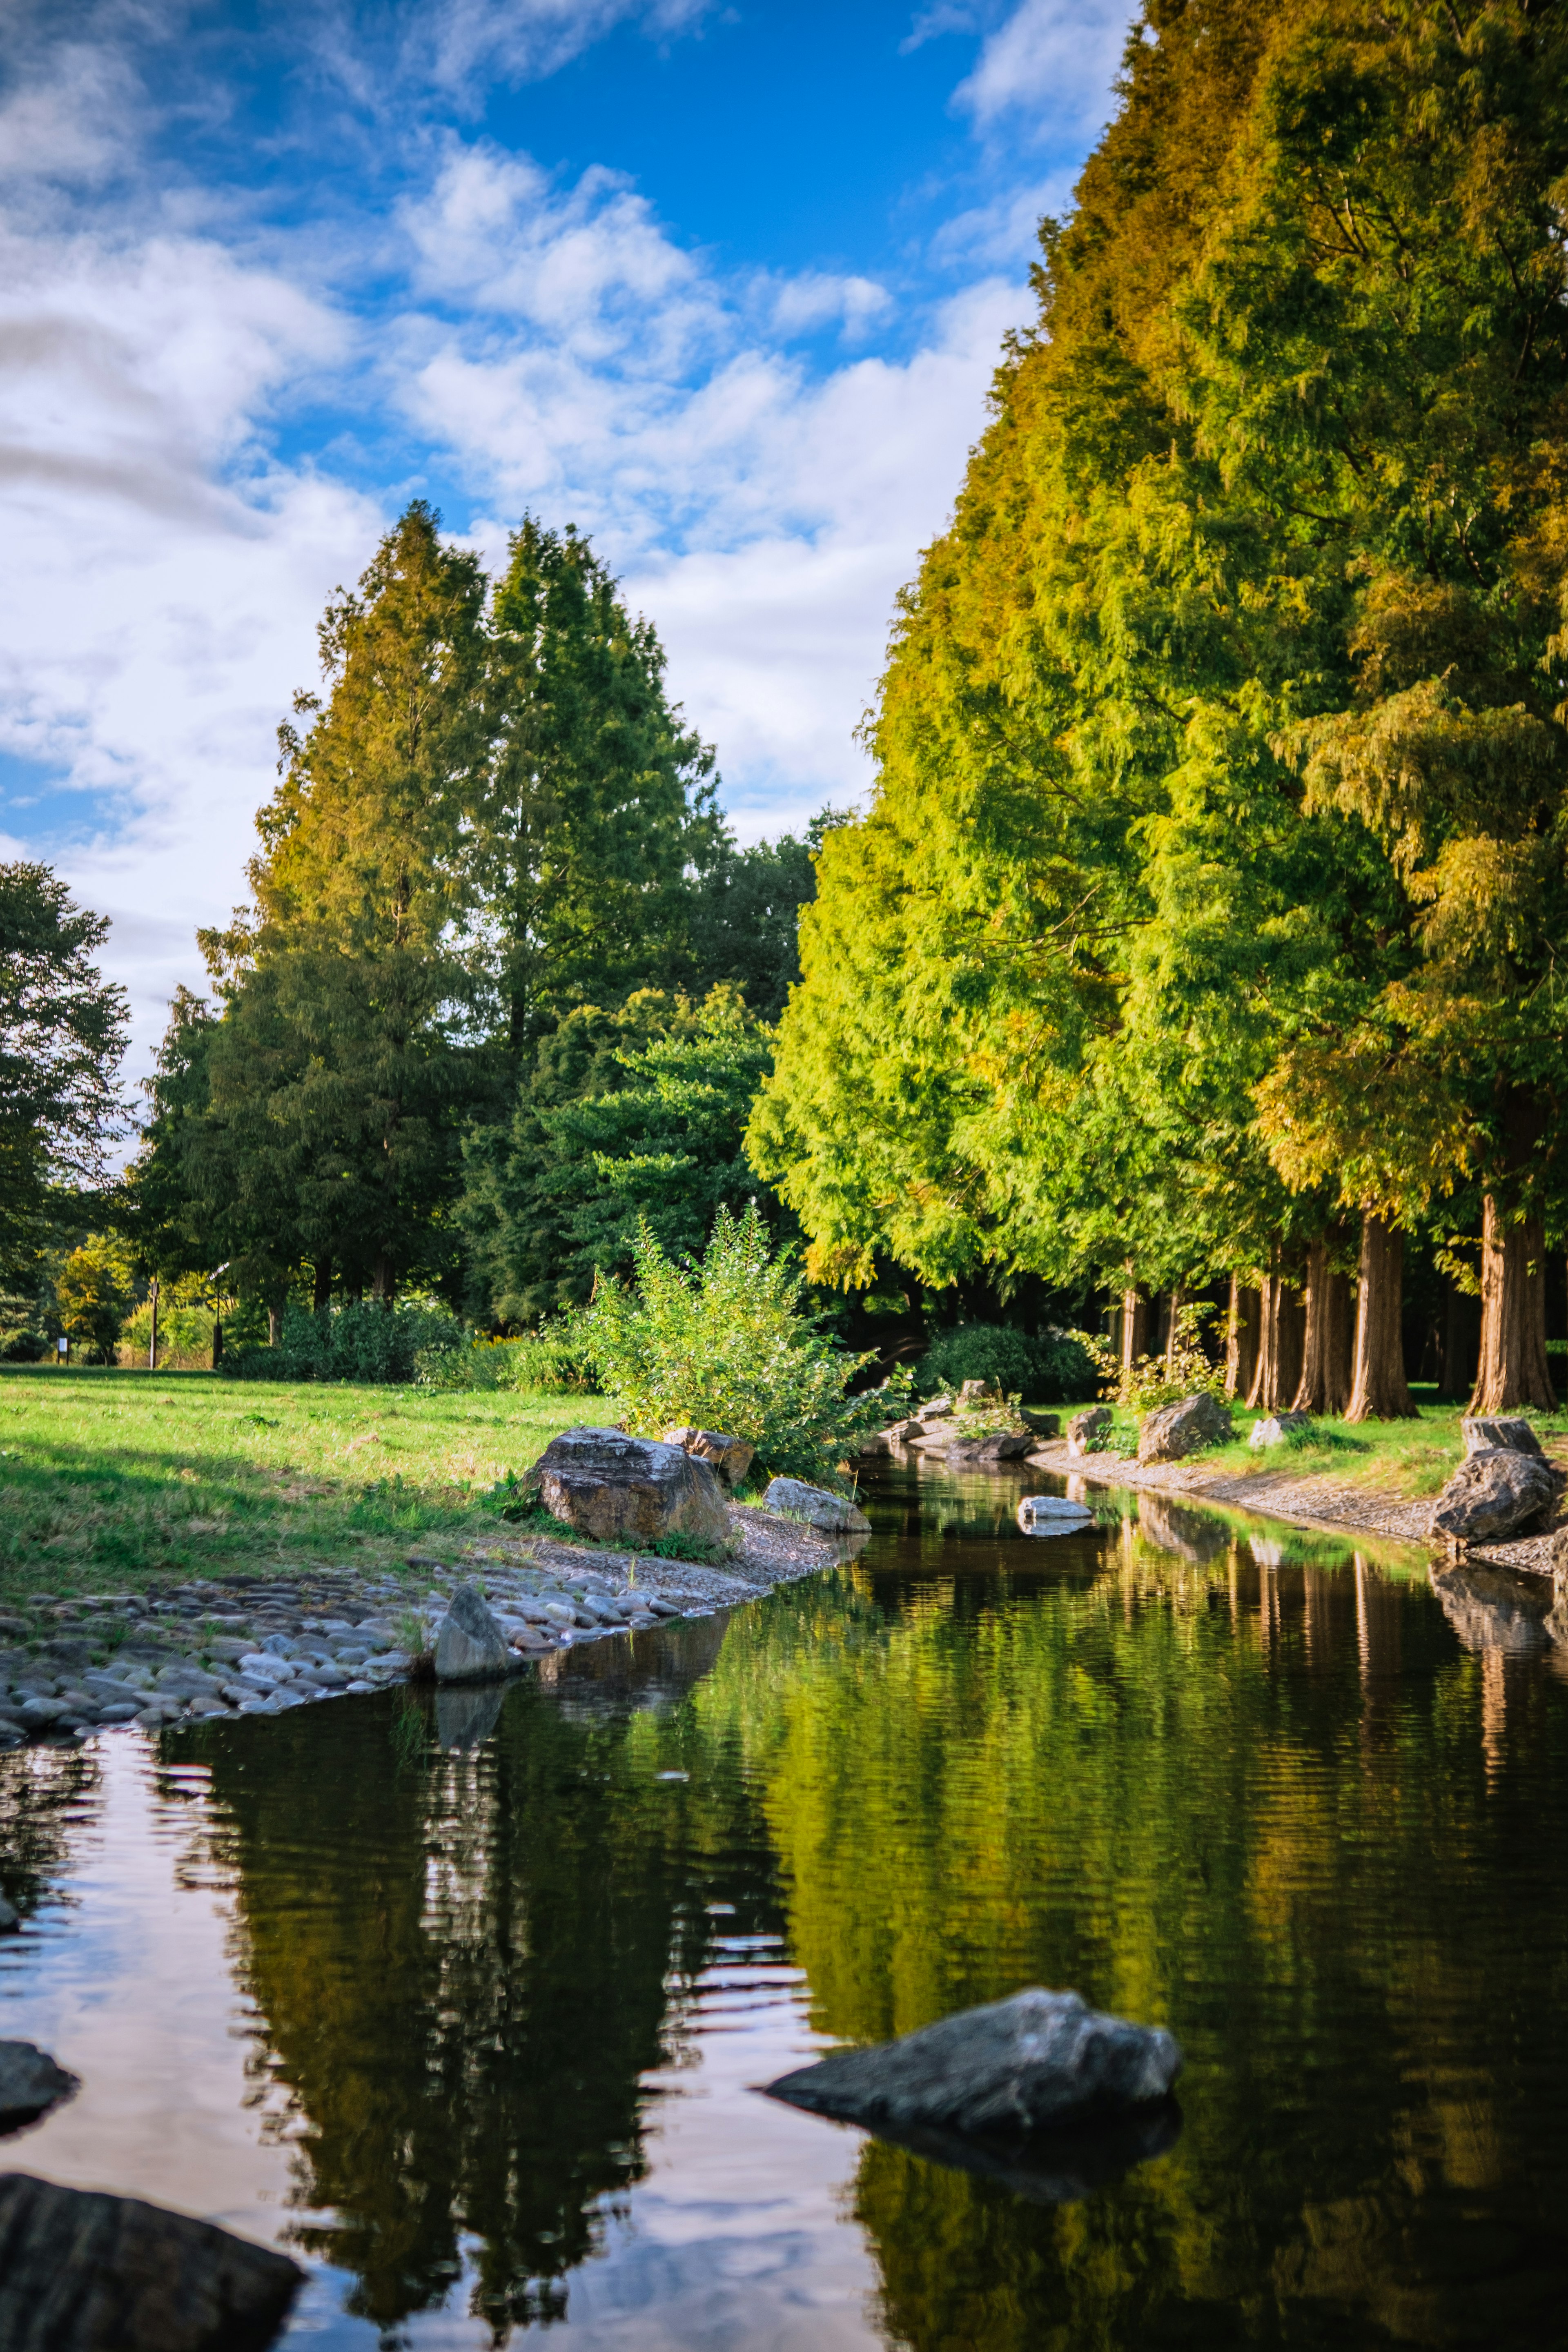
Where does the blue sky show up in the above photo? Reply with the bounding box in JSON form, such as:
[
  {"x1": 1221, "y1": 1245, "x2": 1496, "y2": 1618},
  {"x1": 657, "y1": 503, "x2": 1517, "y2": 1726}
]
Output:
[{"x1": 0, "y1": 0, "x2": 1134, "y2": 1067}]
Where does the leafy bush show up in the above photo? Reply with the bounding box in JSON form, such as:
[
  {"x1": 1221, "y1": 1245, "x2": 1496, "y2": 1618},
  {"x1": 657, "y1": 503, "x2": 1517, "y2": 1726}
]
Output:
[
  {"x1": 915, "y1": 1321, "x2": 1098, "y2": 1404},
  {"x1": 415, "y1": 1324, "x2": 595, "y2": 1393},
  {"x1": 118, "y1": 1298, "x2": 218, "y2": 1371},
  {"x1": 1080, "y1": 1303, "x2": 1228, "y2": 1412},
  {"x1": 578, "y1": 1204, "x2": 894, "y2": 1490},
  {"x1": 221, "y1": 1300, "x2": 464, "y2": 1384}
]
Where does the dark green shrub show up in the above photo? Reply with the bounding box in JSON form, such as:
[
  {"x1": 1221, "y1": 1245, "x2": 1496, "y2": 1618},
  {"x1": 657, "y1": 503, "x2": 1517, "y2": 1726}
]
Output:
[
  {"x1": 915, "y1": 1322, "x2": 1097, "y2": 1404},
  {"x1": 221, "y1": 1300, "x2": 464, "y2": 1384}
]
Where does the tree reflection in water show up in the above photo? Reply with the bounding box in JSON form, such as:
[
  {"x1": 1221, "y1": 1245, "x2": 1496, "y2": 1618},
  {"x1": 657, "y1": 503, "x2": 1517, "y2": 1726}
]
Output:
[{"x1": 134, "y1": 1472, "x2": 1568, "y2": 2350}]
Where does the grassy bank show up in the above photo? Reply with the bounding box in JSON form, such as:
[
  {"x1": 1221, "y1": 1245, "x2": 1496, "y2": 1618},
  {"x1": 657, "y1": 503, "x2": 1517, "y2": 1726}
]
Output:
[
  {"x1": 0, "y1": 1366, "x2": 597, "y2": 1602},
  {"x1": 1080, "y1": 1390, "x2": 1568, "y2": 1498}
]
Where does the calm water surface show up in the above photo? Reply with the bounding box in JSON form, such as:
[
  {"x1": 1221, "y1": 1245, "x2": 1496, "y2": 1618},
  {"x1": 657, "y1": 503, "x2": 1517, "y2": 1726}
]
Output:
[{"x1": 3, "y1": 1461, "x2": 1568, "y2": 2348}]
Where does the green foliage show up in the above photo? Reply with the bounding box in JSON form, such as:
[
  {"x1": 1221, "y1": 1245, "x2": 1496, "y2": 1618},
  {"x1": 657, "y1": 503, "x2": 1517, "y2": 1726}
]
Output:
[
  {"x1": 222, "y1": 1300, "x2": 464, "y2": 1385},
  {"x1": 415, "y1": 1326, "x2": 594, "y2": 1394},
  {"x1": 1081, "y1": 1303, "x2": 1229, "y2": 1413},
  {"x1": 578, "y1": 1203, "x2": 887, "y2": 1489},
  {"x1": 687, "y1": 808, "x2": 851, "y2": 1023},
  {"x1": 914, "y1": 1321, "x2": 1096, "y2": 1404},
  {"x1": 56, "y1": 1232, "x2": 135, "y2": 1365}
]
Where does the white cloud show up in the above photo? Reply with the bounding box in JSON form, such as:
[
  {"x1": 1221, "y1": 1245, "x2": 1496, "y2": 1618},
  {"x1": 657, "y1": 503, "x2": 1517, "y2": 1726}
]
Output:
[{"x1": 956, "y1": 0, "x2": 1134, "y2": 134}]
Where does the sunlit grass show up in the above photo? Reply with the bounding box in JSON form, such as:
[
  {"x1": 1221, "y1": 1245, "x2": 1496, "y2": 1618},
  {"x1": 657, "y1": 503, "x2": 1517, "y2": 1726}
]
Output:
[{"x1": 0, "y1": 1365, "x2": 601, "y2": 1601}]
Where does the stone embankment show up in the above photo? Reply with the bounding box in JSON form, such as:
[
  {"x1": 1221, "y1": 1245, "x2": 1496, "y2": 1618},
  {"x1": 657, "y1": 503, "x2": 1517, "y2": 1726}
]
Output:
[{"x1": 0, "y1": 1504, "x2": 848, "y2": 1753}]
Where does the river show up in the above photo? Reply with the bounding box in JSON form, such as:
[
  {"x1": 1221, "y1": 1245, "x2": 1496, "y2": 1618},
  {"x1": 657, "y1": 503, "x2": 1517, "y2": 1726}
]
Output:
[{"x1": 2, "y1": 1457, "x2": 1567, "y2": 2348}]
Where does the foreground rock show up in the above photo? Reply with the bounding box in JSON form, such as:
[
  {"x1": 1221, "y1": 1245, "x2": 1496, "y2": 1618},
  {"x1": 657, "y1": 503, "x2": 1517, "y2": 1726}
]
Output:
[
  {"x1": 523, "y1": 1428, "x2": 733, "y2": 1548},
  {"x1": 762, "y1": 1477, "x2": 871, "y2": 1534},
  {"x1": 1430, "y1": 1447, "x2": 1559, "y2": 1541},
  {"x1": 765, "y1": 1987, "x2": 1181, "y2": 2138},
  {"x1": 1137, "y1": 1394, "x2": 1230, "y2": 1465},
  {"x1": 1462, "y1": 1415, "x2": 1545, "y2": 1458},
  {"x1": 432, "y1": 1582, "x2": 512, "y2": 1683},
  {"x1": 663, "y1": 1426, "x2": 756, "y2": 1493},
  {"x1": 0, "y1": 2043, "x2": 78, "y2": 2134},
  {"x1": 1067, "y1": 1406, "x2": 1112, "y2": 1459},
  {"x1": 0, "y1": 2174, "x2": 303, "y2": 2352}
]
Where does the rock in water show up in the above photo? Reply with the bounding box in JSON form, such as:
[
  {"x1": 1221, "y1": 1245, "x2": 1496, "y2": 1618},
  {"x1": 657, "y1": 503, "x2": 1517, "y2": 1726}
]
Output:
[
  {"x1": 1461, "y1": 1415, "x2": 1545, "y2": 1458},
  {"x1": 1137, "y1": 1394, "x2": 1231, "y2": 1465},
  {"x1": 0, "y1": 2042, "x2": 78, "y2": 2134},
  {"x1": 523, "y1": 1429, "x2": 732, "y2": 1548},
  {"x1": 1017, "y1": 1495, "x2": 1092, "y2": 1537},
  {"x1": 662, "y1": 1426, "x2": 756, "y2": 1493},
  {"x1": 1067, "y1": 1406, "x2": 1112, "y2": 1459},
  {"x1": 945, "y1": 1432, "x2": 1034, "y2": 1465},
  {"x1": 765, "y1": 1988, "x2": 1181, "y2": 2138},
  {"x1": 761, "y1": 1477, "x2": 871, "y2": 1534},
  {"x1": 1430, "y1": 1447, "x2": 1559, "y2": 1541},
  {"x1": 1250, "y1": 1412, "x2": 1312, "y2": 1448},
  {"x1": 0, "y1": 2172, "x2": 303, "y2": 2352},
  {"x1": 432, "y1": 1583, "x2": 510, "y2": 1684}
]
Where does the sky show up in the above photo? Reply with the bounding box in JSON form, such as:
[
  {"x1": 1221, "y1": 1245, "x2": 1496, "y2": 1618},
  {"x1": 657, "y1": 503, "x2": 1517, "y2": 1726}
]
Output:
[{"x1": 0, "y1": 0, "x2": 1136, "y2": 1078}]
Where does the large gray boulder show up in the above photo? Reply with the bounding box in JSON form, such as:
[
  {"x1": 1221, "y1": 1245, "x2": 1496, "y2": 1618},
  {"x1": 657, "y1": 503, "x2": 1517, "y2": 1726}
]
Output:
[
  {"x1": 523, "y1": 1428, "x2": 732, "y2": 1548},
  {"x1": 1137, "y1": 1393, "x2": 1231, "y2": 1465},
  {"x1": 765, "y1": 1988, "x2": 1180, "y2": 2139},
  {"x1": 1462, "y1": 1415, "x2": 1545, "y2": 1458},
  {"x1": 762, "y1": 1477, "x2": 870, "y2": 1534},
  {"x1": 0, "y1": 2042, "x2": 78, "y2": 2134},
  {"x1": 0, "y1": 2172, "x2": 304, "y2": 2351},
  {"x1": 1067, "y1": 1405, "x2": 1112, "y2": 1459},
  {"x1": 662, "y1": 1425, "x2": 756, "y2": 1494},
  {"x1": 432, "y1": 1582, "x2": 512, "y2": 1684},
  {"x1": 1430, "y1": 1446, "x2": 1559, "y2": 1541}
]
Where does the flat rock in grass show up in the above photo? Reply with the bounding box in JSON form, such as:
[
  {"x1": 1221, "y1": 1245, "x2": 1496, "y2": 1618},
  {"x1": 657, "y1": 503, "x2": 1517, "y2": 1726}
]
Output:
[
  {"x1": 765, "y1": 1988, "x2": 1181, "y2": 2139},
  {"x1": 522, "y1": 1429, "x2": 732, "y2": 1548},
  {"x1": 762, "y1": 1477, "x2": 871, "y2": 1534},
  {"x1": 0, "y1": 2172, "x2": 304, "y2": 2352},
  {"x1": 432, "y1": 1584, "x2": 511, "y2": 1684},
  {"x1": 662, "y1": 1426, "x2": 755, "y2": 1494},
  {"x1": 1137, "y1": 1394, "x2": 1230, "y2": 1465},
  {"x1": 1067, "y1": 1406, "x2": 1113, "y2": 1459},
  {"x1": 0, "y1": 2042, "x2": 78, "y2": 2133},
  {"x1": 1461, "y1": 1415, "x2": 1545, "y2": 1458},
  {"x1": 1250, "y1": 1412, "x2": 1312, "y2": 1448},
  {"x1": 1430, "y1": 1447, "x2": 1559, "y2": 1541}
]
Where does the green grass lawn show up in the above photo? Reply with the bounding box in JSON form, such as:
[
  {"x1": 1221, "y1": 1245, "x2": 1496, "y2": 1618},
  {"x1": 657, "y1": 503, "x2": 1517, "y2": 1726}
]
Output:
[
  {"x1": 1070, "y1": 1388, "x2": 1568, "y2": 1498},
  {"x1": 0, "y1": 1366, "x2": 600, "y2": 1603}
]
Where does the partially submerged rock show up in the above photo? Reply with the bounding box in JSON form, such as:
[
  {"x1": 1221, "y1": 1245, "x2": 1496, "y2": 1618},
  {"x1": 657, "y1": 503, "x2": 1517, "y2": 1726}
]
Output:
[
  {"x1": 1067, "y1": 1405, "x2": 1112, "y2": 1460},
  {"x1": 662, "y1": 1426, "x2": 756, "y2": 1494},
  {"x1": 1430, "y1": 1447, "x2": 1559, "y2": 1541},
  {"x1": 945, "y1": 1432, "x2": 1034, "y2": 1466},
  {"x1": 523, "y1": 1428, "x2": 732, "y2": 1548},
  {"x1": 1250, "y1": 1411, "x2": 1311, "y2": 1448},
  {"x1": 0, "y1": 2042, "x2": 78, "y2": 2134},
  {"x1": 1461, "y1": 1415, "x2": 1545, "y2": 1459},
  {"x1": 846, "y1": 2098, "x2": 1182, "y2": 2207},
  {"x1": 762, "y1": 1477, "x2": 870, "y2": 1535},
  {"x1": 764, "y1": 1987, "x2": 1181, "y2": 2139},
  {"x1": 0, "y1": 2172, "x2": 303, "y2": 2351},
  {"x1": 432, "y1": 1582, "x2": 511, "y2": 1684},
  {"x1": 1017, "y1": 1494, "x2": 1092, "y2": 1537},
  {"x1": 1137, "y1": 1393, "x2": 1231, "y2": 1465}
]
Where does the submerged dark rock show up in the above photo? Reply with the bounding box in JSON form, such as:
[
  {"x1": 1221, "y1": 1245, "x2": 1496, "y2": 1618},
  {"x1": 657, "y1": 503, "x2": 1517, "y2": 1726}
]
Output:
[
  {"x1": 849, "y1": 2097, "x2": 1183, "y2": 2206},
  {"x1": 0, "y1": 2173, "x2": 303, "y2": 2351},
  {"x1": 764, "y1": 1988, "x2": 1181, "y2": 2139},
  {"x1": 0, "y1": 2043, "x2": 78, "y2": 2134}
]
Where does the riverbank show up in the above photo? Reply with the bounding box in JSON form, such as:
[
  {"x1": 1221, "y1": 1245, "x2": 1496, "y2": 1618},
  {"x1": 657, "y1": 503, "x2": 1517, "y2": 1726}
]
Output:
[
  {"x1": 1028, "y1": 1436, "x2": 1566, "y2": 1578},
  {"x1": 0, "y1": 1501, "x2": 851, "y2": 1748}
]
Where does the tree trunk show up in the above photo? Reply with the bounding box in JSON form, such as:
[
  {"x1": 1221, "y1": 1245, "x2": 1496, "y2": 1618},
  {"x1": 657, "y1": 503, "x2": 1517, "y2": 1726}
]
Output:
[
  {"x1": 313, "y1": 1258, "x2": 332, "y2": 1314},
  {"x1": 372, "y1": 1253, "x2": 396, "y2": 1307},
  {"x1": 1248, "y1": 1248, "x2": 1305, "y2": 1412},
  {"x1": 147, "y1": 1278, "x2": 159, "y2": 1373},
  {"x1": 1345, "y1": 1216, "x2": 1416, "y2": 1421},
  {"x1": 1293, "y1": 1236, "x2": 1355, "y2": 1416},
  {"x1": 268, "y1": 1306, "x2": 281, "y2": 1347},
  {"x1": 1439, "y1": 1275, "x2": 1479, "y2": 1400},
  {"x1": 212, "y1": 1320, "x2": 224, "y2": 1370},
  {"x1": 1163, "y1": 1284, "x2": 1185, "y2": 1376},
  {"x1": 1225, "y1": 1276, "x2": 1259, "y2": 1400},
  {"x1": 1470, "y1": 1201, "x2": 1556, "y2": 1412},
  {"x1": 1120, "y1": 1278, "x2": 1149, "y2": 1373}
]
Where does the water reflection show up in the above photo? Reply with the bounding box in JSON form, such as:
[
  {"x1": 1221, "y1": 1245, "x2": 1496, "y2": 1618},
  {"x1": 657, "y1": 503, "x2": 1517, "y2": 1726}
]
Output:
[{"x1": 2, "y1": 1471, "x2": 1568, "y2": 2347}]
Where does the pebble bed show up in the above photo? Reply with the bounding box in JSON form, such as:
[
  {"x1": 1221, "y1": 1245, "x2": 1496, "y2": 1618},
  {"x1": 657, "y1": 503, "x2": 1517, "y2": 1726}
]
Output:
[{"x1": 0, "y1": 1508, "x2": 845, "y2": 1750}]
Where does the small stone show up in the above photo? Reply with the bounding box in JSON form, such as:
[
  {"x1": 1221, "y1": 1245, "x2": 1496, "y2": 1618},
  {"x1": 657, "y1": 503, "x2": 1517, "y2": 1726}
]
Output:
[
  {"x1": 1249, "y1": 1411, "x2": 1312, "y2": 1448},
  {"x1": 762, "y1": 1477, "x2": 871, "y2": 1534},
  {"x1": 432, "y1": 1582, "x2": 511, "y2": 1684},
  {"x1": 0, "y1": 2041, "x2": 78, "y2": 2132}
]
